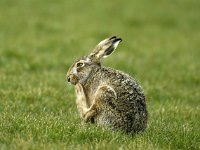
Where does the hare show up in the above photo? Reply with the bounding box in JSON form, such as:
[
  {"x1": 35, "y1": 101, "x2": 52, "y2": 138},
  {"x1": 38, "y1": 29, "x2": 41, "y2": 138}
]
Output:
[{"x1": 67, "y1": 36, "x2": 148, "y2": 133}]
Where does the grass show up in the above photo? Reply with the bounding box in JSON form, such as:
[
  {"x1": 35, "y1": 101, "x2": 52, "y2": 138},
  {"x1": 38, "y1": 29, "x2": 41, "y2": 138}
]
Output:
[{"x1": 0, "y1": 0, "x2": 200, "y2": 149}]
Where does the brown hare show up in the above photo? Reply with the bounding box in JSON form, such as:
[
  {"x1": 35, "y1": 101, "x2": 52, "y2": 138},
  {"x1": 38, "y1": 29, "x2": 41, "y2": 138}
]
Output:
[{"x1": 67, "y1": 36, "x2": 148, "y2": 133}]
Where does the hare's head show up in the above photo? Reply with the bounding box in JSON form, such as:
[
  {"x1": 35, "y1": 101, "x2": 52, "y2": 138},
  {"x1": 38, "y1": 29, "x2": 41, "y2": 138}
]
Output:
[{"x1": 67, "y1": 36, "x2": 122, "y2": 85}]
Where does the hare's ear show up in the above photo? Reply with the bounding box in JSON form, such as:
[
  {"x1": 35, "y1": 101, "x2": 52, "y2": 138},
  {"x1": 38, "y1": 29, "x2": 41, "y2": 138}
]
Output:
[{"x1": 89, "y1": 36, "x2": 122, "y2": 61}]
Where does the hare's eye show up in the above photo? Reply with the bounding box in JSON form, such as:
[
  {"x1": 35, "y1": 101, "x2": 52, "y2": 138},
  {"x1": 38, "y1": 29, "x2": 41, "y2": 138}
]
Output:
[{"x1": 76, "y1": 62, "x2": 84, "y2": 68}]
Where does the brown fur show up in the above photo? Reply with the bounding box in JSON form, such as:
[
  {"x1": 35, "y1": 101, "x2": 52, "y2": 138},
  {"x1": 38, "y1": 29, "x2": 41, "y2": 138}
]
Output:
[{"x1": 67, "y1": 36, "x2": 148, "y2": 133}]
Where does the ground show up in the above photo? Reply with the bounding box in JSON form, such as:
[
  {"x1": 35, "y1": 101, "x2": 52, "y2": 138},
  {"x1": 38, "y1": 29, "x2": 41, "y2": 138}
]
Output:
[{"x1": 0, "y1": 0, "x2": 200, "y2": 149}]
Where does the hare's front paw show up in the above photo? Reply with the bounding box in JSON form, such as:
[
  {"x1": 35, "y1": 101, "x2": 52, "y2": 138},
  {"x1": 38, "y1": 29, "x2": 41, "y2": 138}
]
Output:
[
  {"x1": 75, "y1": 83, "x2": 84, "y2": 96},
  {"x1": 75, "y1": 83, "x2": 86, "y2": 101}
]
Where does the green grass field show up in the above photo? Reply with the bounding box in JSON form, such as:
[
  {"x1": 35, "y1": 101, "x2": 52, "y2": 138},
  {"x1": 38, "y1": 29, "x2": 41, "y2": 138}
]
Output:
[{"x1": 0, "y1": 0, "x2": 200, "y2": 149}]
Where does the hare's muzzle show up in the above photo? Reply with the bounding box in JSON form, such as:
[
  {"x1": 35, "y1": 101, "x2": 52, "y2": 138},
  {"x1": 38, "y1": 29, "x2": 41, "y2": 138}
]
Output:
[{"x1": 67, "y1": 74, "x2": 78, "y2": 85}]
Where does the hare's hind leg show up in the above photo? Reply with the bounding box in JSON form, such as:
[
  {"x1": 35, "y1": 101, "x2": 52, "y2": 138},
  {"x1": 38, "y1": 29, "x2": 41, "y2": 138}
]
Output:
[{"x1": 83, "y1": 85, "x2": 117, "y2": 122}]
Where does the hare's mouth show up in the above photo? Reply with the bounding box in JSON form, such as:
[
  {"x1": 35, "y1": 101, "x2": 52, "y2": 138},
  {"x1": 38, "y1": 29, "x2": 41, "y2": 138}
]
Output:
[{"x1": 67, "y1": 74, "x2": 78, "y2": 85}]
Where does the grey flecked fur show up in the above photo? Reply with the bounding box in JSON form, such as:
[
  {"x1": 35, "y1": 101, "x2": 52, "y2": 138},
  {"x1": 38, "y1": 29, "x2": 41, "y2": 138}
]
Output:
[{"x1": 67, "y1": 36, "x2": 148, "y2": 134}]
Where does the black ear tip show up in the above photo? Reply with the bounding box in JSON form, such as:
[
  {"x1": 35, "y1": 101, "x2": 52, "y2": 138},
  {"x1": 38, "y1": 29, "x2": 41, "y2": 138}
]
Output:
[
  {"x1": 109, "y1": 36, "x2": 123, "y2": 43},
  {"x1": 114, "y1": 37, "x2": 122, "y2": 43},
  {"x1": 110, "y1": 36, "x2": 117, "y2": 40},
  {"x1": 117, "y1": 37, "x2": 122, "y2": 42}
]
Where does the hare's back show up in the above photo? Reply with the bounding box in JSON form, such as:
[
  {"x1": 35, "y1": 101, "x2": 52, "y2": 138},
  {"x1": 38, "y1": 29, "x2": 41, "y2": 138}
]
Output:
[
  {"x1": 95, "y1": 67, "x2": 147, "y2": 133},
  {"x1": 101, "y1": 67, "x2": 145, "y2": 101}
]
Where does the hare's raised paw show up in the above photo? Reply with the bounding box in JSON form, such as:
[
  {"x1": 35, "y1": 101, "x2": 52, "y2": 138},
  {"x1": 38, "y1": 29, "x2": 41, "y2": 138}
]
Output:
[{"x1": 75, "y1": 83, "x2": 84, "y2": 95}]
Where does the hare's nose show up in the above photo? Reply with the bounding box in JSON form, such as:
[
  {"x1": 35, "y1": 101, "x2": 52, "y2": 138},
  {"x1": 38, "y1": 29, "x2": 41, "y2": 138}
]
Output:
[{"x1": 67, "y1": 76, "x2": 70, "y2": 82}]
